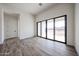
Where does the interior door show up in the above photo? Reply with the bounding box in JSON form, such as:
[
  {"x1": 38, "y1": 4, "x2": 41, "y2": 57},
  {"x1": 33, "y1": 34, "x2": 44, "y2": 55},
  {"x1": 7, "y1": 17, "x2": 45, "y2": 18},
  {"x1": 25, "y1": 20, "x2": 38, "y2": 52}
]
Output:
[{"x1": 10, "y1": 18, "x2": 18, "y2": 38}]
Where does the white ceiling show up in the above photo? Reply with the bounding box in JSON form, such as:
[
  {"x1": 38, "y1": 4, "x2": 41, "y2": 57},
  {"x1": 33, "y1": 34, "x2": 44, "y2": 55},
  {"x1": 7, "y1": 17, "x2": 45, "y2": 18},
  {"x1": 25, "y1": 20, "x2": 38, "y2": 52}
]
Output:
[{"x1": 2, "y1": 3, "x2": 56, "y2": 15}]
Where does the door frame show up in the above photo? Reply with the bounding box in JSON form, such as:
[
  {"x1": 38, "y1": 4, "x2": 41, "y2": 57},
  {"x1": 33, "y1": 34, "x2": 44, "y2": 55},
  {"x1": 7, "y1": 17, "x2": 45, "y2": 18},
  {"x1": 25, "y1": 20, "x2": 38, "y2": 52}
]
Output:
[{"x1": 37, "y1": 15, "x2": 67, "y2": 44}]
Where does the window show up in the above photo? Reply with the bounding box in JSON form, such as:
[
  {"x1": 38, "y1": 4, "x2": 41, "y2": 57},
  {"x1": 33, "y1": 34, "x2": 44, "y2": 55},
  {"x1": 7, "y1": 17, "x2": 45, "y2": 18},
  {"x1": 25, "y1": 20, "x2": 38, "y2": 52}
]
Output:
[
  {"x1": 42, "y1": 21, "x2": 46, "y2": 37},
  {"x1": 55, "y1": 17, "x2": 65, "y2": 42},
  {"x1": 47, "y1": 19, "x2": 54, "y2": 39},
  {"x1": 37, "y1": 22, "x2": 41, "y2": 36},
  {"x1": 37, "y1": 15, "x2": 67, "y2": 44}
]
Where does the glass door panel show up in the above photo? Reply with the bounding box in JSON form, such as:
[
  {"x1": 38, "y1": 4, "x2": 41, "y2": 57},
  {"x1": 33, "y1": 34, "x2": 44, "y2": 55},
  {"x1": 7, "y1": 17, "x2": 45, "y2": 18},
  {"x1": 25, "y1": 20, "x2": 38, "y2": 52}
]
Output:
[
  {"x1": 42, "y1": 21, "x2": 46, "y2": 38},
  {"x1": 47, "y1": 19, "x2": 54, "y2": 39},
  {"x1": 55, "y1": 17, "x2": 65, "y2": 42},
  {"x1": 38, "y1": 22, "x2": 41, "y2": 36}
]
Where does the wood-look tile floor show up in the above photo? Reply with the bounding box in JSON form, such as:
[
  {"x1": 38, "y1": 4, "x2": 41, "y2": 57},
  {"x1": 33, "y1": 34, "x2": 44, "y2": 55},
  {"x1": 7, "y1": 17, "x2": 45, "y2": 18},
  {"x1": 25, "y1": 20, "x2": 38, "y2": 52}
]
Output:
[{"x1": 0, "y1": 37, "x2": 77, "y2": 56}]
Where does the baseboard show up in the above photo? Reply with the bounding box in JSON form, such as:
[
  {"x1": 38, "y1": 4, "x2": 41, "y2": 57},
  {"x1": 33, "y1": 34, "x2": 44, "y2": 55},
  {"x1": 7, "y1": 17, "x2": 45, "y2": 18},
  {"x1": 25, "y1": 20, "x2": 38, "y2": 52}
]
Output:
[
  {"x1": 20, "y1": 36, "x2": 35, "y2": 40},
  {"x1": 66, "y1": 44, "x2": 74, "y2": 48},
  {"x1": 5, "y1": 37, "x2": 18, "y2": 40}
]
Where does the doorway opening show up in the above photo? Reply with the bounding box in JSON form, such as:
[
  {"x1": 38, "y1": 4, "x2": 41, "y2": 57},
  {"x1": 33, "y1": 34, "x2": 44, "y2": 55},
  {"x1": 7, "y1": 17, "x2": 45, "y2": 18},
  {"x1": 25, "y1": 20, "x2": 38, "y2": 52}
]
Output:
[{"x1": 4, "y1": 12, "x2": 19, "y2": 39}]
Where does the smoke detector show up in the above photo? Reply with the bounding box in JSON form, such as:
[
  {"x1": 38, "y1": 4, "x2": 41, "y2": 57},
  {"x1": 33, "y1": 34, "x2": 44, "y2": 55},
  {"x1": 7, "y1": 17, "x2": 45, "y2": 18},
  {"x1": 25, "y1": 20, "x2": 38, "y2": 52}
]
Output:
[{"x1": 38, "y1": 3, "x2": 43, "y2": 6}]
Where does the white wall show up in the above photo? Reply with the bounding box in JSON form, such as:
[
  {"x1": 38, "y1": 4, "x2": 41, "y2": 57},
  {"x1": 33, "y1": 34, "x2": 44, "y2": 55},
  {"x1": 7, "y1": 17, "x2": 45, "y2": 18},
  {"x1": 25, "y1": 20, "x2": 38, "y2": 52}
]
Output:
[
  {"x1": 0, "y1": 8, "x2": 4, "y2": 44},
  {"x1": 19, "y1": 13, "x2": 34, "y2": 39},
  {"x1": 0, "y1": 8, "x2": 3, "y2": 44},
  {"x1": 75, "y1": 4, "x2": 79, "y2": 55},
  {"x1": 35, "y1": 3, "x2": 74, "y2": 46}
]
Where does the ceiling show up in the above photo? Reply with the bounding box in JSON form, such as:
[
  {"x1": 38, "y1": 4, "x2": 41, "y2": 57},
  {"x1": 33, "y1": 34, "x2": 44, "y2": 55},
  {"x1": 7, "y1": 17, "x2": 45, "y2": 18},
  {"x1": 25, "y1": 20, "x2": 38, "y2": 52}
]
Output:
[{"x1": 1, "y1": 3, "x2": 56, "y2": 15}]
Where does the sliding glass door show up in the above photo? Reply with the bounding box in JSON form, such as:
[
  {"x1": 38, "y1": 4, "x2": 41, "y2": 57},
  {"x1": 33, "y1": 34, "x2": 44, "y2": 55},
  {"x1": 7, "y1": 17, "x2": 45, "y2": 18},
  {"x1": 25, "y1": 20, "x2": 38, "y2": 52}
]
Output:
[
  {"x1": 41, "y1": 21, "x2": 46, "y2": 38},
  {"x1": 37, "y1": 15, "x2": 67, "y2": 44},
  {"x1": 37, "y1": 22, "x2": 41, "y2": 36},
  {"x1": 47, "y1": 19, "x2": 54, "y2": 39},
  {"x1": 55, "y1": 17, "x2": 65, "y2": 42}
]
